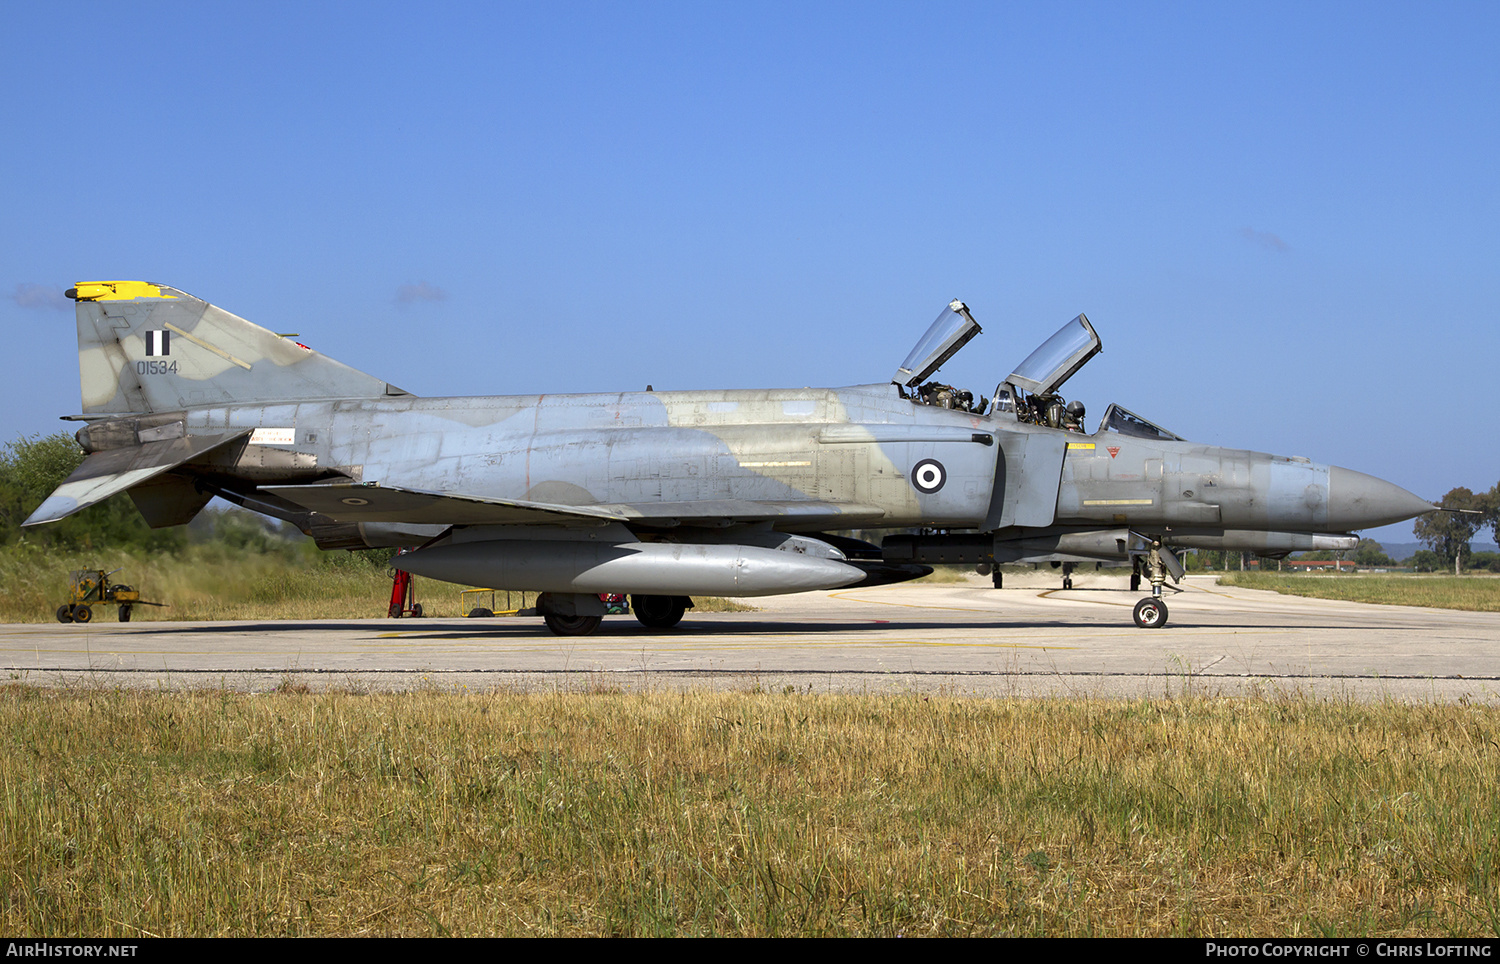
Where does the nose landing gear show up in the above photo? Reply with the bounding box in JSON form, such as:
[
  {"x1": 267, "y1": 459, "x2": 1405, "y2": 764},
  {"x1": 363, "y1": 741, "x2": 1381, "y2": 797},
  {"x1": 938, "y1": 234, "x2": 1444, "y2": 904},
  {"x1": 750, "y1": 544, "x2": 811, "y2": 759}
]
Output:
[{"x1": 1130, "y1": 539, "x2": 1179, "y2": 629}]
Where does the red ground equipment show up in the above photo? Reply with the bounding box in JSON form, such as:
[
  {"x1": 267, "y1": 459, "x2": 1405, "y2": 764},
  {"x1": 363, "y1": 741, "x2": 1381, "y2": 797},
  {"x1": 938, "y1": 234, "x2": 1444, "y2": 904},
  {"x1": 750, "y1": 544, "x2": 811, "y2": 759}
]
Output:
[{"x1": 387, "y1": 550, "x2": 424, "y2": 618}]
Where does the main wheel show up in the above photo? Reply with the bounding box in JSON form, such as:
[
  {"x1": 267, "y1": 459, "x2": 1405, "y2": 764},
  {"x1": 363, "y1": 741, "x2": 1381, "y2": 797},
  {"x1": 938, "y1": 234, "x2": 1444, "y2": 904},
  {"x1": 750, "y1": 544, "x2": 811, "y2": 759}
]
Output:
[
  {"x1": 73, "y1": 605, "x2": 92, "y2": 624},
  {"x1": 118, "y1": 606, "x2": 132, "y2": 623},
  {"x1": 1062, "y1": 576, "x2": 1073, "y2": 590},
  {"x1": 543, "y1": 613, "x2": 602, "y2": 636},
  {"x1": 632, "y1": 594, "x2": 687, "y2": 629},
  {"x1": 56, "y1": 605, "x2": 74, "y2": 624},
  {"x1": 1132, "y1": 597, "x2": 1167, "y2": 629}
]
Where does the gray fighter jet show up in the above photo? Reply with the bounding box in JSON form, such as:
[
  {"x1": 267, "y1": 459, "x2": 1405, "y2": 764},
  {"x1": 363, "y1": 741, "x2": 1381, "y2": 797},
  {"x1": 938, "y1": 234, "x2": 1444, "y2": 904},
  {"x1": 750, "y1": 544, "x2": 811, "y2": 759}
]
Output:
[{"x1": 27, "y1": 282, "x2": 1433, "y2": 632}]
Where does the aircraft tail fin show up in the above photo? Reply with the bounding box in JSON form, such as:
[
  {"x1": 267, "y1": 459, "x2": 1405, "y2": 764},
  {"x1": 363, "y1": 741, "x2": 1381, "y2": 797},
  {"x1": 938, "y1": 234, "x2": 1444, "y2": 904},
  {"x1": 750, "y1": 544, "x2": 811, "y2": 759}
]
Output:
[{"x1": 70, "y1": 281, "x2": 410, "y2": 415}]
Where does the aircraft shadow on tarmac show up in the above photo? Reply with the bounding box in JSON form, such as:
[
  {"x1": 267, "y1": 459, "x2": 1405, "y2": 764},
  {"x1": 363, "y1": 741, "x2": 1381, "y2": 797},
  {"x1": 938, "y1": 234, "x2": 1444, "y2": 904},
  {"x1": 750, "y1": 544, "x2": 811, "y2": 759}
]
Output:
[{"x1": 108, "y1": 614, "x2": 1418, "y2": 638}]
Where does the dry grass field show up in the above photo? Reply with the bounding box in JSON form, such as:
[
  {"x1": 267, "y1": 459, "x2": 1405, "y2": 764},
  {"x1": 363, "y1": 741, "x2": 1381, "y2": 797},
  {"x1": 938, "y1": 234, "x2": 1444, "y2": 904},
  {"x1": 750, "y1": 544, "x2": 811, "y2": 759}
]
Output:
[
  {"x1": 0, "y1": 544, "x2": 749, "y2": 623},
  {"x1": 1217, "y1": 572, "x2": 1500, "y2": 612},
  {"x1": 2, "y1": 687, "x2": 1496, "y2": 937}
]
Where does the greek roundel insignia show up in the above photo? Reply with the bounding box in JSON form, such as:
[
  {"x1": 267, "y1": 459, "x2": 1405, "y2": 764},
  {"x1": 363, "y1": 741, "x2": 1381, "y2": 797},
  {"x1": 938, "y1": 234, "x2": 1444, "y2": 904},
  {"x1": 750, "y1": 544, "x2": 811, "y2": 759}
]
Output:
[{"x1": 911, "y1": 458, "x2": 946, "y2": 494}]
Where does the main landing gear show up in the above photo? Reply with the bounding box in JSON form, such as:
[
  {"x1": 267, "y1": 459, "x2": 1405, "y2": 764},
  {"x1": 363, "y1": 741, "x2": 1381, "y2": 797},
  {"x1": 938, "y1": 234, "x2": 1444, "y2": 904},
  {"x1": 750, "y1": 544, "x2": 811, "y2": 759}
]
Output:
[
  {"x1": 543, "y1": 613, "x2": 602, "y2": 635},
  {"x1": 534, "y1": 593, "x2": 695, "y2": 635},
  {"x1": 632, "y1": 594, "x2": 690, "y2": 629}
]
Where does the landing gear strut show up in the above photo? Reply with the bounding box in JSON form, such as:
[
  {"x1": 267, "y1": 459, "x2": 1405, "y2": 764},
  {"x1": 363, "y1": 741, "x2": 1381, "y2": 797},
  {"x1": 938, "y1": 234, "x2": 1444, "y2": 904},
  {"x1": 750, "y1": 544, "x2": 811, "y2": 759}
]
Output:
[
  {"x1": 1060, "y1": 561, "x2": 1074, "y2": 590},
  {"x1": 1132, "y1": 541, "x2": 1170, "y2": 629}
]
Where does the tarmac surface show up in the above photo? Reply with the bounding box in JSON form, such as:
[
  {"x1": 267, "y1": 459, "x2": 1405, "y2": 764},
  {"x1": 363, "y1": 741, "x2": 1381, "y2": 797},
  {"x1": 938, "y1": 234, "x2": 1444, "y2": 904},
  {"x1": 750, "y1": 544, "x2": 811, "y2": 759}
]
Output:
[{"x1": 5, "y1": 573, "x2": 1499, "y2": 701}]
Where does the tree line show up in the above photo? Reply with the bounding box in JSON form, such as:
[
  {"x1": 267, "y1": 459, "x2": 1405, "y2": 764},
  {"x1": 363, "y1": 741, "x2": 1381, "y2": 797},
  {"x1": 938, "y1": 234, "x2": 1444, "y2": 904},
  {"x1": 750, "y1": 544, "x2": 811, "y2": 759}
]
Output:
[{"x1": 1413, "y1": 486, "x2": 1500, "y2": 575}]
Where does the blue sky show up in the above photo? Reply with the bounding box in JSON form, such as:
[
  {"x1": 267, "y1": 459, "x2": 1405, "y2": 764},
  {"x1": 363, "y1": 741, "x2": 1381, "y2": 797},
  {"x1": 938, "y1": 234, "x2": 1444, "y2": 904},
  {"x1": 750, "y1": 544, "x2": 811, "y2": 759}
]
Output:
[{"x1": 4, "y1": 1, "x2": 1497, "y2": 543}]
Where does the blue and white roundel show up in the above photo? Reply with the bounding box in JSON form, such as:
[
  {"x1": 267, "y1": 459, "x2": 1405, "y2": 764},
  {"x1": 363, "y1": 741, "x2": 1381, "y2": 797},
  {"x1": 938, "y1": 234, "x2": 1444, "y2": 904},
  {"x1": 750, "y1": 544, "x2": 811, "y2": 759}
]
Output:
[{"x1": 910, "y1": 458, "x2": 946, "y2": 494}]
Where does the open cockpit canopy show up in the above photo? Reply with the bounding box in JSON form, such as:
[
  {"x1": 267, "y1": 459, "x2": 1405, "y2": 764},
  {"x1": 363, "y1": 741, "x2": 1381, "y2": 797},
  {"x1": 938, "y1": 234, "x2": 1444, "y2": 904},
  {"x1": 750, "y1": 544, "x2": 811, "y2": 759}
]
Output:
[
  {"x1": 892, "y1": 300, "x2": 982, "y2": 388},
  {"x1": 891, "y1": 300, "x2": 1186, "y2": 439},
  {"x1": 1003, "y1": 313, "x2": 1101, "y2": 397},
  {"x1": 892, "y1": 302, "x2": 1101, "y2": 402}
]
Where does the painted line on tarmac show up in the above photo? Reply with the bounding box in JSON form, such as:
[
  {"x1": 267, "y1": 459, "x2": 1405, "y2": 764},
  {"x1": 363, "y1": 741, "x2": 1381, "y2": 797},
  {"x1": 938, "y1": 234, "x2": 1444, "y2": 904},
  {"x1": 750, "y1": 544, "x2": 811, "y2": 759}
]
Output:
[{"x1": 370, "y1": 631, "x2": 1082, "y2": 650}]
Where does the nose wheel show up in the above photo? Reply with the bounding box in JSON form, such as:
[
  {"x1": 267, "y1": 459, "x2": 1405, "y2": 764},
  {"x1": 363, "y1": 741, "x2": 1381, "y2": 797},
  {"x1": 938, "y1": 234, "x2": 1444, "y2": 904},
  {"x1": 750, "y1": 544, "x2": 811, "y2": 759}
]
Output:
[{"x1": 1132, "y1": 597, "x2": 1168, "y2": 628}]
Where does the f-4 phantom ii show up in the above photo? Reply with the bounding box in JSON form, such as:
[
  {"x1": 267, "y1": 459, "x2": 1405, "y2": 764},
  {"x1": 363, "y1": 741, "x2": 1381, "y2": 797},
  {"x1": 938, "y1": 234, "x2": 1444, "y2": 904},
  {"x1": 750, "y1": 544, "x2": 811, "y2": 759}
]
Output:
[{"x1": 27, "y1": 282, "x2": 1434, "y2": 633}]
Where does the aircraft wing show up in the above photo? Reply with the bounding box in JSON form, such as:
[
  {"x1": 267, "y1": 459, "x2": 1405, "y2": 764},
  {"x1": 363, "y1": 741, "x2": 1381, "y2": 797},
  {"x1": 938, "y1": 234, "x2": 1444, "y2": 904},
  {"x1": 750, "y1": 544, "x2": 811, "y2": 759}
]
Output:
[
  {"x1": 23, "y1": 431, "x2": 253, "y2": 526},
  {"x1": 260, "y1": 482, "x2": 887, "y2": 528}
]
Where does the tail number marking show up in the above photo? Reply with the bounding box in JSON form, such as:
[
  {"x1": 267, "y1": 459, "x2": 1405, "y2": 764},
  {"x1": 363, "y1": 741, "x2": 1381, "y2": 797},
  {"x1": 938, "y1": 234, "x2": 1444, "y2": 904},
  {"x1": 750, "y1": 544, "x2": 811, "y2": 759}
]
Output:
[{"x1": 135, "y1": 361, "x2": 179, "y2": 375}]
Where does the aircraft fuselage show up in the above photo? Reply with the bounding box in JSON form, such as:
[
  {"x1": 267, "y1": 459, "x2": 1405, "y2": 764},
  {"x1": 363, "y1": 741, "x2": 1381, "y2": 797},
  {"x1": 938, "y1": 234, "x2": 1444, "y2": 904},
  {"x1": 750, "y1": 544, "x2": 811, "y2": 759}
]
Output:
[{"x1": 120, "y1": 382, "x2": 1418, "y2": 544}]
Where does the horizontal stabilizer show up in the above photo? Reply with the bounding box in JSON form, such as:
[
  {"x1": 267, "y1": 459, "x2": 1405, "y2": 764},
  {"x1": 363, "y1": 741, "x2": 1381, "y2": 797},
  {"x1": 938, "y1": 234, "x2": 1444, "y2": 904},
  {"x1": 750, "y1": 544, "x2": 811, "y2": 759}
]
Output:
[
  {"x1": 23, "y1": 431, "x2": 251, "y2": 526},
  {"x1": 261, "y1": 482, "x2": 887, "y2": 528}
]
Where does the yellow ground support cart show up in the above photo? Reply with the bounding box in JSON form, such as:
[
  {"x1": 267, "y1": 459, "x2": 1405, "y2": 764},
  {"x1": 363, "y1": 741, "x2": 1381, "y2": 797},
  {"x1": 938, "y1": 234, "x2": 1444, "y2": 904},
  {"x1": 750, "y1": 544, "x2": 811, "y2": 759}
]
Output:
[
  {"x1": 56, "y1": 569, "x2": 165, "y2": 624},
  {"x1": 459, "y1": 588, "x2": 532, "y2": 618}
]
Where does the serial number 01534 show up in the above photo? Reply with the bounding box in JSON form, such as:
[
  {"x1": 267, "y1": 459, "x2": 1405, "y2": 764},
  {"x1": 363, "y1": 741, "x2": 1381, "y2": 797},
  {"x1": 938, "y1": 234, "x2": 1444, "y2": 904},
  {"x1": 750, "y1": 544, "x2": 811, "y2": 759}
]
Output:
[{"x1": 136, "y1": 361, "x2": 178, "y2": 375}]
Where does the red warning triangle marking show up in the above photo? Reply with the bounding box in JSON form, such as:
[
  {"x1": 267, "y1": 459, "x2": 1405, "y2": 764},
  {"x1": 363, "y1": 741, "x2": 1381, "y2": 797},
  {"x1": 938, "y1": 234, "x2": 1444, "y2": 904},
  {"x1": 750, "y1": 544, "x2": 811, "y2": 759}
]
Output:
[{"x1": 1107, "y1": 446, "x2": 1120, "y2": 459}]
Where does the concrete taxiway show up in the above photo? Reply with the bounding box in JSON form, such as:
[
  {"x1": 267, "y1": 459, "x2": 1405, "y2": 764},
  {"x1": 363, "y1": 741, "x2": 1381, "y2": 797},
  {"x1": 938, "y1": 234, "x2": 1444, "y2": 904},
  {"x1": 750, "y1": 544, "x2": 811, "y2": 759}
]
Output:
[{"x1": 4, "y1": 574, "x2": 1498, "y2": 700}]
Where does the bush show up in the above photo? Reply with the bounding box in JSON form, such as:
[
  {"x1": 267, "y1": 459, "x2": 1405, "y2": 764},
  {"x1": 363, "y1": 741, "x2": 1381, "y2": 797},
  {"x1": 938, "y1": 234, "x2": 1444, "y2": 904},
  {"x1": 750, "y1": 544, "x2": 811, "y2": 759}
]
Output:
[{"x1": 0, "y1": 433, "x2": 186, "y2": 552}]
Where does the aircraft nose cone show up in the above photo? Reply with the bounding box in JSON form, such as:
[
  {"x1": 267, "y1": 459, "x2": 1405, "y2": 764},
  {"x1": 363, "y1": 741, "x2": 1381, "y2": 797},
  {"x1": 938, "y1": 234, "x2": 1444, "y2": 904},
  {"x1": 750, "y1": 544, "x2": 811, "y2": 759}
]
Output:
[{"x1": 1326, "y1": 466, "x2": 1434, "y2": 530}]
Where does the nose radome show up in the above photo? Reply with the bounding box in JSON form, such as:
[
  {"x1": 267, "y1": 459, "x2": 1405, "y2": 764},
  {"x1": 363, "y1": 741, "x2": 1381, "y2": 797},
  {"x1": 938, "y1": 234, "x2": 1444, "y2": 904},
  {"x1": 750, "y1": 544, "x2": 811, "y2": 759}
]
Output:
[{"x1": 1326, "y1": 466, "x2": 1434, "y2": 530}]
